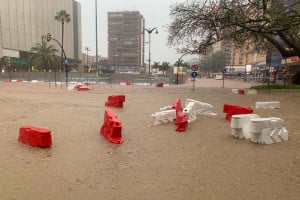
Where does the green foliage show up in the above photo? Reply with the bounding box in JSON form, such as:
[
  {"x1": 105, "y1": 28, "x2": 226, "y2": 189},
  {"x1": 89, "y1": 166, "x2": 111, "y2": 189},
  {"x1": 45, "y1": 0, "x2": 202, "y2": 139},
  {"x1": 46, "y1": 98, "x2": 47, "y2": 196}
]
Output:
[
  {"x1": 29, "y1": 36, "x2": 59, "y2": 71},
  {"x1": 54, "y1": 10, "x2": 71, "y2": 24},
  {"x1": 250, "y1": 84, "x2": 300, "y2": 90}
]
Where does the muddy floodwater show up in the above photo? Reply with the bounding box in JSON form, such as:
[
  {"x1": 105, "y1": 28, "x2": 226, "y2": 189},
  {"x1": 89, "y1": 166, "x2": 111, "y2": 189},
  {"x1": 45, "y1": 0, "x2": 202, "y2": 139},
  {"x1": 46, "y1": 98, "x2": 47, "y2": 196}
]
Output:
[{"x1": 0, "y1": 79, "x2": 299, "y2": 200}]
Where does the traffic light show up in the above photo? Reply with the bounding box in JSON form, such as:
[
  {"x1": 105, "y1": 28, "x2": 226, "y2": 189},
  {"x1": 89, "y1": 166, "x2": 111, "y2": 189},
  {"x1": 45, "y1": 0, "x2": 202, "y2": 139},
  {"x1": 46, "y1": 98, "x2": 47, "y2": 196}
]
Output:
[{"x1": 46, "y1": 33, "x2": 52, "y2": 41}]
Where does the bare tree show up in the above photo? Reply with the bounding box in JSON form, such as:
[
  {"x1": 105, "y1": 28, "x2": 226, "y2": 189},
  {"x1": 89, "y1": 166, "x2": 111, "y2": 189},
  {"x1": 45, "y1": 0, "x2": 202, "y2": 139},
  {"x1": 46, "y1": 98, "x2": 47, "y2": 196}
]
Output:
[{"x1": 167, "y1": 0, "x2": 300, "y2": 58}]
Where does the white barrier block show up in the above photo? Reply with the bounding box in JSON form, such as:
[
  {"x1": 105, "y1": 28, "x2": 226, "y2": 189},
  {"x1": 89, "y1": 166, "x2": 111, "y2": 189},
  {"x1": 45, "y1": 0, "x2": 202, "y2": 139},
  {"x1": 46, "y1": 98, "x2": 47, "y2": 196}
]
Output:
[
  {"x1": 231, "y1": 114, "x2": 260, "y2": 139},
  {"x1": 150, "y1": 109, "x2": 176, "y2": 125},
  {"x1": 183, "y1": 102, "x2": 197, "y2": 123},
  {"x1": 232, "y1": 89, "x2": 239, "y2": 94},
  {"x1": 249, "y1": 117, "x2": 288, "y2": 144},
  {"x1": 185, "y1": 99, "x2": 217, "y2": 115},
  {"x1": 255, "y1": 101, "x2": 280, "y2": 109}
]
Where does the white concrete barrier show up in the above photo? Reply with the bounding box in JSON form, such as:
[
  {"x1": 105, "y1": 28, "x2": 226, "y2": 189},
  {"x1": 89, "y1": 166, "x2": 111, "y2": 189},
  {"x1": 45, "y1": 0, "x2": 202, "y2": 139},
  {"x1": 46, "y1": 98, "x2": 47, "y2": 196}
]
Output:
[
  {"x1": 231, "y1": 114, "x2": 260, "y2": 139},
  {"x1": 150, "y1": 109, "x2": 176, "y2": 125},
  {"x1": 255, "y1": 101, "x2": 280, "y2": 109}
]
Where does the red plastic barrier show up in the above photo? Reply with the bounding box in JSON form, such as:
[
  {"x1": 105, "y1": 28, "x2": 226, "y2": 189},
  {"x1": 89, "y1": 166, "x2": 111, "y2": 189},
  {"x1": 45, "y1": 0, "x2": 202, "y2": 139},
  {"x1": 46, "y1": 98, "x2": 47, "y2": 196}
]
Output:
[
  {"x1": 223, "y1": 104, "x2": 253, "y2": 121},
  {"x1": 18, "y1": 126, "x2": 52, "y2": 147},
  {"x1": 171, "y1": 99, "x2": 183, "y2": 114},
  {"x1": 174, "y1": 111, "x2": 188, "y2": 132},
  {"x1": 156, "y1": 83, "x2": 163, "y2": 87},
  {"x1": 3, "y1": 79, "x2": 11, "y2": 82},
  {"x1": 16, "y1": 79, "x2": 23, "y2": 83},
  {"x1": 238, "y1": 89, "x2": 245, "y2": 95},
  {"x1": 100, "y1": 109, "x2": 123, "y2": 144},
  {"x1": 77, "y1": 86, "x2": 89, "y2": 91},
  {"x1": 105, "y1": 95, "x2": 125, "y2": 108}
]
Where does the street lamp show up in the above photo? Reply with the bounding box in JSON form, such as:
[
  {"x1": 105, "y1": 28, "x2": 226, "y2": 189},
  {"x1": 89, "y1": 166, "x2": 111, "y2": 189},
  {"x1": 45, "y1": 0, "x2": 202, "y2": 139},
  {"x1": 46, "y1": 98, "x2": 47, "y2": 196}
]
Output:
[
  {"x1": 144, "y1": 27, "x2": 158, "y2": 76},
  {"x1": 85, "y1": 47, "x2": 90, "y2": 72}
]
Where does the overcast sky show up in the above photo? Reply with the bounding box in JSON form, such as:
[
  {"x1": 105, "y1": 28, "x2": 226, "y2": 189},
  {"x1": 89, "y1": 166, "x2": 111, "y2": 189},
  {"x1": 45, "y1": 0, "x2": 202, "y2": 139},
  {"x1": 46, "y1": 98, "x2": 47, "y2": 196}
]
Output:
[{"x1": 76, "y1": 0, "x2": 199, "y2": 64}]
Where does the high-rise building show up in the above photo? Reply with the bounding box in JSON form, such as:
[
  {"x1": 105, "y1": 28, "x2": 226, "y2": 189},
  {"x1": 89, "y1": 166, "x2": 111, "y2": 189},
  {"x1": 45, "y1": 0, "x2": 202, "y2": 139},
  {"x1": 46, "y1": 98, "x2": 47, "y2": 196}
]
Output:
[
  {"x1": 0, "y1": 0, "x2": 82, "y2": 65},
  {"x1": 107, "y1": 11, "x2": 144, "y2": 71}
]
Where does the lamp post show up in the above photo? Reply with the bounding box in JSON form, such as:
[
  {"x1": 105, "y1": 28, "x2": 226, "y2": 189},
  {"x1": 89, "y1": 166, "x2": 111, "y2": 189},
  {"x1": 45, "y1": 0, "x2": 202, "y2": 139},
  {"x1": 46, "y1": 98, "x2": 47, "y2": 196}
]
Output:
[
  {"x1": 176, "y1": 52, "x2": 189, "y2": 84},
  {"x1": 144, "y1": 27, "x2": 158, "y2": 76},
  {"x1": 95, "y1": 0, "x2": 99, "y2": 83},
  {"x1": 85, "y1": 47, "x2": 90, "y2": 72}
]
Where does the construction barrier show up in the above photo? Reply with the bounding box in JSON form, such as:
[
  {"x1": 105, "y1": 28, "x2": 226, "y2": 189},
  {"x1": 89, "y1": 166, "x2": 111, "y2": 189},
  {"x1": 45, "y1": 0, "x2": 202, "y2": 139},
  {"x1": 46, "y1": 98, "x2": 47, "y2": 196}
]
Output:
[
  {"x1": 150, "y1": 109, "x2": 176, "y2": 125},
  {"x1": 18, "y1": 126, "x2": 52, "y2": 148},
  {"x1": 249, "y1": 117, "x2": 288, "y2": 144},
  {"x1": 105, "y1": 95, "x2": 125, "y2": 108},
  {"x1": 185, "y1": 99, "x2": 217, "y2": 116},
  {"x1": 171, "y1": 99, "x2": 183, "y2": 114},
  {"x1": 100, "y1": 109, "x2": 123, "y2": 144},
  {"x1": 174, "y1": 111, "x2": 188, "y2": 132},
  {"x1": 231, "y1": 114, "x2": 260, "y2": 139},
  {"x1": 156, "y1": 83, "x2": 163, "y2": 87},
  {"x1": 223, "y1": 104, "x2": 253, "y2": 121},
  {"x1": 255, "y1": 101, "x2": 280, "y2": 109}
]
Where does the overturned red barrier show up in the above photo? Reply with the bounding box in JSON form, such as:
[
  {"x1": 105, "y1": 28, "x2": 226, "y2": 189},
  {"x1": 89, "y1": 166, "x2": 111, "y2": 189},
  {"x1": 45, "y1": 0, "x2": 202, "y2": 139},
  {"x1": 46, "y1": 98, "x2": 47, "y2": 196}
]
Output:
[
  {"x1": 100, "y1": 109, "x2": 123, "y2": 144},
  {"x1": 174, "y1": 111, "x2": 188, "y2": 132},
  {"x1": 238, "y1": 89, "x2": 245, "y2": 95},
  {"x1": 223, "y1": 104, "x2": 253, "y2": 121},
  {"x1": 171, "y1": 99, "x2": 183, "y2": 114},
  {"x1": 18, "y1": 126, "x2": 52, "y2": 147},
  {"x1": 105, "y1": 95, "x2": 125, "y2": 108}
]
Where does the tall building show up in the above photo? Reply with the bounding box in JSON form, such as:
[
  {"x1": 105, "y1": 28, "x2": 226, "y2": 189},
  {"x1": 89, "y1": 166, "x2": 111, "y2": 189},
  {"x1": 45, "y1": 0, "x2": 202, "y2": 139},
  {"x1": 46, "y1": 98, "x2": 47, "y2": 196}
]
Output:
[
  {"x1": 0, "y1": 0, "x2": 82, "y2": 67},
  {"x1": 107, "y1": 11, "x2": 144, "y2": 71}
]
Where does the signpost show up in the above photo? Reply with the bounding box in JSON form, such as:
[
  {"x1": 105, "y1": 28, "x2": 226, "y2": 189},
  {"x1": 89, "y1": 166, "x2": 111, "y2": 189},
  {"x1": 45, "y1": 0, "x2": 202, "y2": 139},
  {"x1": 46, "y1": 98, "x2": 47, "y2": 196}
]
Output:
[
  {"x1": 221, "y1": 68, "x2": 226, "y2": 88},
  {"x1": 191, "y1": 65, "x2": 198, "y2": 91}
]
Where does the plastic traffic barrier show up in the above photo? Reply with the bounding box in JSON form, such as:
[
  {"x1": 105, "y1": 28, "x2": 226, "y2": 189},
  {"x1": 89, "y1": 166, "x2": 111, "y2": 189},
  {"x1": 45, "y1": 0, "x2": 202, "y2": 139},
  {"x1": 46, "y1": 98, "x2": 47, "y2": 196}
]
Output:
[
  {"x1": 223, "y1": 104, "x2": 253, "y2": 121},
  {"x1": 255, "y1": 101, "x2": 280, "y2": 109},
  {"x1": 77, "y1": 86, "x2": 90, "y2": 91},
  {"x1": 105, "y1": 95, "x2": 125, "y2": 108},
  {"x1": 238, "y1": 89, "x2": 245, "y2": 95},
  {"x1": 174, "y1": 111, "x2": 188, "y2": 132},
  {"x1": 156, "y1": 83, "x2": 163, "y2": 87},
  {"x1": 150, "y1": 109, "x2": 176, "y2": 125},
  {"x1": 100, "y1": 109, "x2": 123, "y2": 144},
  {"x1": 171, "y1": 99, "x2": 183, "y2": 114},
  {"x1": 18, "y1": 126, "x2": 52, "y2": 147}
]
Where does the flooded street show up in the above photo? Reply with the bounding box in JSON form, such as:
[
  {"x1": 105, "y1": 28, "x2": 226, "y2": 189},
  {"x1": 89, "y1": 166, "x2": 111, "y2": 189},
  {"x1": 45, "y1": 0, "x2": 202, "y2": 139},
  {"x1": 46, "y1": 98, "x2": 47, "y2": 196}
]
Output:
[{"x1": 0, "y1": 79, "x2": 299, "y2": 200}]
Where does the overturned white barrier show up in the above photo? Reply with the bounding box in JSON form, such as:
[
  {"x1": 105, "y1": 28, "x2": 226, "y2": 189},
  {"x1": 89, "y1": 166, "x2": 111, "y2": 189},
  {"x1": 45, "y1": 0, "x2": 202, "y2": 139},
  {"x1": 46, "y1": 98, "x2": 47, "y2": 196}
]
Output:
[
  {"x1": 185, "y1": 99, "x2": 217, "y2": 116},
  {"x1": 183, "y1": 102, "x2": 197, "y2": 123},
  {"x1": 231, "y1": 114, "x2": 260, "y2": 139},
  {"x1": 249, "y1": 117, "x2": 288, "y2": 144},
  {"x1": 255, "y1": 101, "x2": 280, "y2": 109},
  {"x1": 150, "y1": 109, "x2": 176, "y2": 125}
]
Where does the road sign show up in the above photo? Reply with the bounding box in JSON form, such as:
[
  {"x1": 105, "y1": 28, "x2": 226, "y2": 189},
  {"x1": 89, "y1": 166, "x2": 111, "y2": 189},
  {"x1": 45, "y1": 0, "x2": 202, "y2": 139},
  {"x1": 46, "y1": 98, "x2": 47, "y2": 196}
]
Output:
[
  {"x1": 191, "y1": 71, "x2": 198, "y2": 78},
  {"x1": 191, "y1": 65, "x2": 198, "y2": 71},
  {"x1": 221, "y1": 68, "x2": 226, "y2": 74},
  {"x1": 64, "y1": 59, "x2": 68, "y2": 64}
]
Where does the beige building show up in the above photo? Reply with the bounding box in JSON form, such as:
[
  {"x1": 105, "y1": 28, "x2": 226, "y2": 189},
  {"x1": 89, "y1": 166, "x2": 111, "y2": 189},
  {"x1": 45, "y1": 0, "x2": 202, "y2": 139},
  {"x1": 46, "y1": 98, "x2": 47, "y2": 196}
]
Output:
[
  {"x1": 0, "y1": 0, "x2": 82, "y2": 63},
  {"x1": 107, "y1": 11, "x2": 144, "y2": 71}
]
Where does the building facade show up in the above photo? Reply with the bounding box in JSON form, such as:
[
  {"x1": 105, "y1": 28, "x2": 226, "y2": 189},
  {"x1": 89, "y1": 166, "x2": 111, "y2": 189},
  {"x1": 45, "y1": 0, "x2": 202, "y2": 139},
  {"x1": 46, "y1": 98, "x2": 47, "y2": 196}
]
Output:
[
  {"x1": 0, "y1": 0, "x2": 82, "y2": 68},
  {"x1": 107, "y1": 11, "x2": 144, "y2": 72}
]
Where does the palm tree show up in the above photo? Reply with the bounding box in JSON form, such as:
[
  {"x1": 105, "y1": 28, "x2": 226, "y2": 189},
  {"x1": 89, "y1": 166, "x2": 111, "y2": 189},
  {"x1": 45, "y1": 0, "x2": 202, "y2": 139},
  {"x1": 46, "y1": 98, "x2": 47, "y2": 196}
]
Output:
[
  {"x1": 29, "y1": 36, "x2": 58, "y2": 71},
  {"x1": 54, "y1": 10, "x2": 71, "y2": 72}
]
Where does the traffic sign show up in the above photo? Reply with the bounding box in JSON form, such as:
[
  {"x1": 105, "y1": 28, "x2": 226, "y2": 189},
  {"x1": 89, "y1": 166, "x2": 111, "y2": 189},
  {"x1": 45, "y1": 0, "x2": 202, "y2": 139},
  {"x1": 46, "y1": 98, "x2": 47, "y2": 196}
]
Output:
[
  {"x1": 191, "y1": 71, "x2": 198, "y2": 78},
  {"x1": 191, "y1": 65, "x2": 198, "y2": 71},
  {"x1": 221, "y1": 68, "x2": 227, "y2": 74}
]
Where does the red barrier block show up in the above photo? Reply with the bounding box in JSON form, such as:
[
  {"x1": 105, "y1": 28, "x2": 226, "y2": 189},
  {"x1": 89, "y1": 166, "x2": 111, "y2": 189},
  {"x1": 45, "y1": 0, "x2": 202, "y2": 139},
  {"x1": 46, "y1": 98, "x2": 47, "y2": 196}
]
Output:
[
  {"x1": 100, "y1": 109, "x2": 123, "y2": 144},
  {"x1": 174, "y1": 111, "x2": 188, "y2": 132},
  {"x1": 171, "y1": 99, "x2": 183, "y2": 114},
  {"x1": 16, "y1": 79, "x2": 23, "y2": 83},
  {"x1": 238, "y1": 89, "x2": 245, "y2": 95},
  {"x1": 105, "y1": 95, "x2": 125, "y2": 108},
  {"x1": 156, "y1": 83, "x2": 163, "y2": 87},
  {"x1": 18, "y1": 126, "x2": 52, "y2": 147},
  {"x1": 223, "y1": 104, "x2": 253, "y2": 121},
  {"x1": 3, "y1": 79, "x2": 11, "y2": 82},
  {"x1": 77, "y1": 86, "x2": 90, "y2": 91}
]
